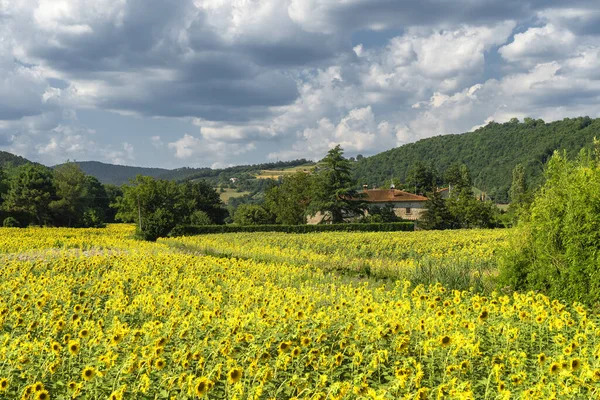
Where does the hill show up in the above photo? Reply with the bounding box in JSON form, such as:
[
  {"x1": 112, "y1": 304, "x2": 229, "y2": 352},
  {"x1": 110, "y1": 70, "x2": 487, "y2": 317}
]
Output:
[
  {"x1": 69, "y1": 161, "x2": 170, "y2": 186},
  {"x1": 0, "y1": 151, "x2": 35, "y2": 168},
  {"x1": 352, "y1": 116, "x2": 600, "y2": 203}
]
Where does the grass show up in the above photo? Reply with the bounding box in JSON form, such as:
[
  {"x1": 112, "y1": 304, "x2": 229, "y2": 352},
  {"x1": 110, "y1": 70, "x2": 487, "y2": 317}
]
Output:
[{"x1": 219, "y1": 188, "x2": 251, "y2": 203}]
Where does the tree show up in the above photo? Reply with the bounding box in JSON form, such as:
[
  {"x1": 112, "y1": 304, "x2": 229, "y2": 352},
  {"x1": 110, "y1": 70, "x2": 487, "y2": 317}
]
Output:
[
  {"x1": 498, "y1": 143, "x2": 600, "y2": 305},
  {"x1": 509, "y1": 163, "x2": 527, "y2": 205},
  {"x1": 115, "y1": 175, "x2": 184, "y2": 240},
  {"x1": 104, "y1": 184, "x2": 123, "y2": 223},
  {"x1": 265, "y1": 172, "x2": 313, "y2": 225},
  {"x1": 180, "y1": 180, "x2": 228, "y2": 225},
  {"x1": 233, "y1": 204, "x2": 274, "y2": 225},
  {"x1": 50, "y1": 162, "x2": 88, "y2": 227},
  {"x1": 2, "y1": 164, "x2": 55, "y2": 226},
  {"x1": 405, "y1": 161, "x2": 439, "y2": 195},
  {"x1": 307, "y1": 145, "x2": 366, "y2": 223},
  {"x1": 114, "y1": 175, "x2": 225, "y2": 240},
  {"x1": 420, "y1": 191, "x2": 456, "y2": 230},
  {"x1": 444, "y1": 163, "x2": 472, "y2": 196}
]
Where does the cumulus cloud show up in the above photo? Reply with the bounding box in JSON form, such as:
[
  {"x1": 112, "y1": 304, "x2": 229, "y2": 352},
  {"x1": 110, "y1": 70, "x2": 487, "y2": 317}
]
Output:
[{"x1": 2, "y1": 0, "x2": 600, "y2": 167}]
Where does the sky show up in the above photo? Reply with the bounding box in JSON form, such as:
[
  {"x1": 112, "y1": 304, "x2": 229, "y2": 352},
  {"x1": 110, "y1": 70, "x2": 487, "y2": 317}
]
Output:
[{"x1": 1, "y1": 1, "x2": 600, "y2": 169}]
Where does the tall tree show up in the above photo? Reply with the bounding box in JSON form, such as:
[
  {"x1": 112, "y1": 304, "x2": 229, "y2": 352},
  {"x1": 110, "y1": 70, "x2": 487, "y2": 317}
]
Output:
[
  {"x1": 265, "y1": 172, "x2": 313, "y2": 225},
  {"x1": 444, "y1": 163, "x2": 472, "y2": 196},
  {"x1": 307, "y1": 145, "x2": 366, "y2": 223},
  {"x1": 50, "y1": 162, "x2": 88, "y2": 227},
  {"x1": 405, "y1": 161, "x2": 439, "y2": 195},
  {"x1": 2, "y1": 164, "x2": 55, "y2": 226},
  {"x1": 509, "y1": 163, "x2": 527, "y2": 205}
]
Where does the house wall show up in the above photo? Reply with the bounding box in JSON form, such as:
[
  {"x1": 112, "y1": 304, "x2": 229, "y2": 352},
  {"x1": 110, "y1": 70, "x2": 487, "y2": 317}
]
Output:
[{"x1": 369, "y1": 201, "x2": 427, "y2": 221}]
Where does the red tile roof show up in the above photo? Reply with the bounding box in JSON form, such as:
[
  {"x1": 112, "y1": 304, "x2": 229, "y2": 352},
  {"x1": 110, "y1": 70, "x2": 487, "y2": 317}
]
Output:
[{"x1": 361, "y1": 189, "x2": 428, "y2": 203}]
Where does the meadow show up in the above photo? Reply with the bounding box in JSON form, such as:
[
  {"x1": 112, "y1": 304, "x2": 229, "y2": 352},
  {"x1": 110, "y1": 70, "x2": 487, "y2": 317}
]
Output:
[{"x1": 1, "y1": 225, "x2": 599, "y2": 399}]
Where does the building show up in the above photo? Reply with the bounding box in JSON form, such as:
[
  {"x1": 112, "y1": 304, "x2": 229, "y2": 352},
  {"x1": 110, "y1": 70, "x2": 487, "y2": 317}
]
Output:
[{"x1": 362, "y1": 188, "x2": 428, "y2": 220}]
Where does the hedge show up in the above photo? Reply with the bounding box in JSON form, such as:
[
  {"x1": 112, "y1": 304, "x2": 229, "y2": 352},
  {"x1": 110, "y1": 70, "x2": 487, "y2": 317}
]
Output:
[{"x1": 174, "y1": 222, "x2": 414, "y2": 235}]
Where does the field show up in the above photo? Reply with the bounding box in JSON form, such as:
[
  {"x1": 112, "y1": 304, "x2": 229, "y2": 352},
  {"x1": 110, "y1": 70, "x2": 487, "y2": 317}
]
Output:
[
  {"x1": 255, "y1": 165, "x2": 315, "y2": 180},
  {"x1": 219, "y1": 189, "x2": 251, "y2": 204},
  {"x1": 1, "y1": 225, "x2": 600, "y2": 399}
]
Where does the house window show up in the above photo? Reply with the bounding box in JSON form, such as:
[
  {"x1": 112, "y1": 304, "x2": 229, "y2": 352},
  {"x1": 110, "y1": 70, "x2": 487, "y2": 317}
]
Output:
[{"x1": 405, "y1": 207, "x2": 411, "y2": 214}]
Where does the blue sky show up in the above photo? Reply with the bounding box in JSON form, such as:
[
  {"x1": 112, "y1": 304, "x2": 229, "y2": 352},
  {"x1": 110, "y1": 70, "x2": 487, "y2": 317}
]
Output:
[{"x1": 1, "y1": 0, "x2": 600, "y2": 168}]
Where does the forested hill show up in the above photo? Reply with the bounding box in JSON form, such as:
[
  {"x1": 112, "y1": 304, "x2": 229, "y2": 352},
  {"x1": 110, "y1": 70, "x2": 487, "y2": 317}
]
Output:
[
  {"x1": 352, "y1": 117, "x2": 600, "y2": 203},
  {"x1": 0, "y1": 151, "x2": 34, "y2": 168},
  {"x1": 72, "y1": 161, "x2": 170, "y2": 185},
  {"x1": 64, "y1": 159, "x2": 312, "y2": 185}
]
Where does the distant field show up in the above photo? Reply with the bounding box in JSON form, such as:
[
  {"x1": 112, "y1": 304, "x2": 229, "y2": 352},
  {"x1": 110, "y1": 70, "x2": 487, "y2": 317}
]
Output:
[
  {"x1": 219, "y1": 188, "x2": 250, "y2": 203},
  {"x1": 255, "y1": 164, "x2": 315, "y2": 179}
]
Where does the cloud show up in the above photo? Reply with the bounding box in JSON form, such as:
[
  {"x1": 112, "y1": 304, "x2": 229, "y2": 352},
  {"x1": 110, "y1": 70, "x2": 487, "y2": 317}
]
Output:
[
  {"x1": 2, "y1": 0, "x2": 600, "y2": 168},
  {"x1": 167, "y1": 133, "x2": 256, "y2": 162},
  {"x1": 499, "y1": 24, "x2": 577, "y2": 66}
]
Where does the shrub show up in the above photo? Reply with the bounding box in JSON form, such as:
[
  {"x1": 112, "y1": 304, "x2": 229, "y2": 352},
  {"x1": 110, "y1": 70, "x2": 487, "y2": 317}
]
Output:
[
  {"x1": 498, "y1": 145, "x2": 600, "y2": 306},
  {"x1": 189, "y1": 210, "x2": 213, "y2": 226},
  {"x1": 3, "y1": 217, "x2": 20, "y2": 228}
]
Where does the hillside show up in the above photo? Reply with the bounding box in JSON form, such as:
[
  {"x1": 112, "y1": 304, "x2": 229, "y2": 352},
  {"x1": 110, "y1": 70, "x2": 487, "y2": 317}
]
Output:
[
  {"x1": 65, "y1": 159, "x2": 313, "y2": 186},
  {"x1": 70, "y1": 161, "x2": 170, "y2": 186},
  {"x1": 352, "y1": 116, "x2": 600, "y2": 203},
  {"x1": 0, "y1": 151, "x2": 35, "y2": 168}
]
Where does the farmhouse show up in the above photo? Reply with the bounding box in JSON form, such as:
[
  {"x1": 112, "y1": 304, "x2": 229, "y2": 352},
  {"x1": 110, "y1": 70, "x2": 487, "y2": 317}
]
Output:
[{"x1": 362, "y1": 188, "x2": 428, "y2": 220}]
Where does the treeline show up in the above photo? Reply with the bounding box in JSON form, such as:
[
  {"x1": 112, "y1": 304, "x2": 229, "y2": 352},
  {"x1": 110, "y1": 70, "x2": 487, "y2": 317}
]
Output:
[
  {"x1": 353, "y1": 116, "x2": 600, "y2": 203},
  {"x1": 0, "y1": 163, "x2": 122, "y2": 228}
]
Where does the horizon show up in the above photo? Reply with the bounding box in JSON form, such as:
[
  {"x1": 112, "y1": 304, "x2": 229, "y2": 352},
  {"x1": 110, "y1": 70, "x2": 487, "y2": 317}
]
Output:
[{"x1": 2, "y1": 1, "x2": 600, "y2": 169}]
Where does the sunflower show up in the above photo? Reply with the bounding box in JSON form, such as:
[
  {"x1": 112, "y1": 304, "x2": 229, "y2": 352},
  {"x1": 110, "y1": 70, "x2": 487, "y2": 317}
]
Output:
[
  {"x1": 227, "y1": 367, "x2": 243, "y2": 384},
  {"x1": 334, "y1": 353, "x2": 343, "y2": 366},
  {"x1": 68, "y1": 340, "x2": 80, "y2": 356},
  {"x1": 110, "y1": 333, "x2": 124, "y2": 346},
  {"x1": 36, "y1": 390, "x2": 50, "y2": 400},
  {"x1": 154, "y1": 358, "x2": 166, "y2": 370},
  {"x1": 78, "y1": 329, "x2": 89, "y2": 339},
  {"x1": 549, "y1": 362, "x2": 561, "y2": 375},
  {"x1": 537, "y1": 353, "x2": 546, "y2": 364},
  {"x1": 194, "y1": 377, "x2": 211, "y2": 397},
  {"x1": 67, "y1": 382, "x2": 77, "y2": 391},
  {"x1": 570, "y1": 358, "x2": 581, "y2": 371},
  {"x1": 82, "y1": 366, "x2": 96, "y2": 381},
  {"x1": 50, "y1": 342, "x2": 61, "y2": 354},
  {"x1": 439, "y1": 335, "x2": 452, "y2": 347},
  {"x1": 300, "y1": 337, "x2": 311, "y2": 347},
  {"x1": 478, "y1": 310, "x2": 489, "y2": 322},
  {"x1": 33, "y1": 382, "x2": 44, "y2": 392},
  {"x1": 278, "y1": 341, "x2": 291, "y2": 353},
  {"x1": 0, "y1": 378, "x2": 8, "y2": 392},
  {"x1": 291, "y1": 347, "x2": 301, "y2": 357}
]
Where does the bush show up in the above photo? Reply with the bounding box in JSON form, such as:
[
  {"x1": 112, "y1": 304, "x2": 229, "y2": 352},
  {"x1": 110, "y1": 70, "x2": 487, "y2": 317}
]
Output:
[
  {"x1": 135, "y1": 208, "x2": 175, "y2": 242},
  {"x1": 3, "y1": 217, "x2": 20, "y2": 227},
  {"x1": 175, "y1": 222, "x2": 414, "y2": 236},
  {"x1": 497, "y1": 145, "x2": 600, "y2": 306},
  {"x1": 189, "y1": 210, "x2": 213, "y2": 226}
]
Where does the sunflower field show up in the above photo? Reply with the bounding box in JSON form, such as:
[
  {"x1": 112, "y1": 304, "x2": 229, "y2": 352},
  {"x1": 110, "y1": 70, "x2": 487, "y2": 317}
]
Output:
[{"x1": 1, "y1": 225, "x2": 600, "y2": 399}]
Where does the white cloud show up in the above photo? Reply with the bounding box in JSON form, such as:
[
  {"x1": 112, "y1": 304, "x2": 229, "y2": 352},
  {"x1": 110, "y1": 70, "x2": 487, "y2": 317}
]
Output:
[{"x1": 499, "y1": 24, "x2": 577, "y2": 66}]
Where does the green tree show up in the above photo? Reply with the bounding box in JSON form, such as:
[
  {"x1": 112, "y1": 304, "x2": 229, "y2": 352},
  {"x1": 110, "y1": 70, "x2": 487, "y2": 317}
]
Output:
[
  {"x1": 405, "y1": 161, "x2": 438, "y2": 195},
  {"x1": 509, "y1": 163, "x2": 527, "y2": 205},
  {"x1": 444, "y1": 163, "x2": 472, "y2": 196},
  {"x1": 420, "y1": 191, "x2": 456, "y2": 230},
  {"x1": 180, "y1": 180, "x2": 227, "y2": 225},
  {"x1": 115, "y1": 175, "x2": 184, "y2": 240},
  {"x1": 233, "y1": 204, "x2": 274, "y2": 225},
  {"x1": 307, "y1": 145, "x2": 366, "y2": 223},
  {"x1": 104, "y1": 184, "x2": 123, "y2": 223},
  {"x1": 2, "y1": 164, "x2": 55, "y2": 226},
  {"x1": 265, "y1": 172, "x2": 313, "y2": 225},
  {"x1": 50, "y1": 162, "x2": 88, "y2": 227},
  {"x1": 498, "y1": 143, "x2": 600, "y2": 305}
]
